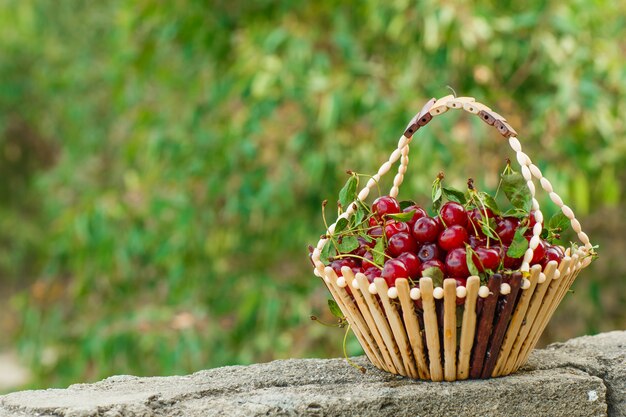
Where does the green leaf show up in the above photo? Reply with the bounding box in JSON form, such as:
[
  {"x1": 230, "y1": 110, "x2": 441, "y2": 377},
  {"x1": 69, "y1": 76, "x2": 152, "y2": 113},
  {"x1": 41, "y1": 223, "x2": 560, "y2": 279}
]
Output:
[
  {"x1": 328, "y1": 299, "x2": 344, "y2": 319},
  {"x1": 421, "y1": 266, "x2": 444, "y2": 288},
  {"x1": 338, "y1": 235, "x2": 359, "y2": 253},
  {"x1": 352, "y1": 203, "x2": 366, "y2": 226},
  {"x1": 386, "y1": 211, "x2": 415, "y2": 222},
  {"x1": 334, "y1": 218, "x2": 349, "y2": 234},
  {"x1": 399, "y1": 200, "x2": 417, "y2": 210},
  {"x1": 502, "y1": 173, "x2": 532, "y2": 214},
  {"x1": 443, "y1": 186, "x2": 467, "y2": 204},
  {"x1": 549, "y1": 211, "x2": 570, "y2": 232},
  {"x1": 432, "y1": 180, "x2": 443, "y2": 211},
  {"x1": 502, "y1": 208, "x2": 530, "y2": 219},
  {"x1": 338, "y1": 175, "x2": 358, "y2": 209},
  {"x1": 507, "y1": 226, "x2": 529, "y2": 259},
  {"x1": 320, "y1": 240, "x2": 336, "y2": 264},
  {"x1": 372, "y1": 238, "x2": 385, "y2": 266},
  {"x1": 481, "y1": 216, "x2": 498, "y2": 239},
  {"x1": 466, "y1": 246, "x2": 481, "y2": 276},
  {"x1": 478, "y1": 191, "x2": 501, "y2": 215}
]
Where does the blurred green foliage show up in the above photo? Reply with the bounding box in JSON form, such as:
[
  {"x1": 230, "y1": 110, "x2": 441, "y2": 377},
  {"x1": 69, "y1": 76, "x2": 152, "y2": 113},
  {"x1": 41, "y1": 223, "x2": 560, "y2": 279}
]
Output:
[{"x1": 0, "y1": 1, "x2": 624, "y2": 389}]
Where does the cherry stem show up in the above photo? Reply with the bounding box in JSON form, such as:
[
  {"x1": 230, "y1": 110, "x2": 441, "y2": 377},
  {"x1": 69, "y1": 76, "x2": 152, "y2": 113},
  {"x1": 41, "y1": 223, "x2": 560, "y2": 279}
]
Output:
[{"x1": 342, "y1": 324, "x2": 366, "y2": 374}]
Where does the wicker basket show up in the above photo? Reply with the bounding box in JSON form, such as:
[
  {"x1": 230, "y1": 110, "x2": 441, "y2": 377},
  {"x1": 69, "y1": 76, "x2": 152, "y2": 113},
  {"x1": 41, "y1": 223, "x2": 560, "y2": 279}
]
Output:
[{"x1": 311, "y1": 95, "x2": 594, "y2": 381}]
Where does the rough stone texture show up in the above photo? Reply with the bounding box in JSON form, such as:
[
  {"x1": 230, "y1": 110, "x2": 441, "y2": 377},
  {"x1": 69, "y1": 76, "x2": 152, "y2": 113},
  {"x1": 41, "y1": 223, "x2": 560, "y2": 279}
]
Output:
[{"x1": 0, "y1": 331, "x2": 623, "y2": 417}]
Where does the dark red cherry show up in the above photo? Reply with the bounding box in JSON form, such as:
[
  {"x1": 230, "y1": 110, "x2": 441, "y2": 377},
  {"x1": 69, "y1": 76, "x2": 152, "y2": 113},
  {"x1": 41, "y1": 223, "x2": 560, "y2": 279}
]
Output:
[
  {"x1": 496, "y1": 217, "x2": 520, "y2": 245},
  {"x1": 528, "y1": 238, "x2": 547, "y2": 265},
  {"x1": 364, "y1": 266, "x2": 380, "y2": 283},
  {"x1": 445, "y1": 248, "x2": 470, "y2": 278},
  {"x1": 502, "y1": 245, "x2": 523, "y2": 269},
  {"x1": 528, "y1": 210, "x2": 543, "y2": 230},
  {"x1": 472, "y1": 246, "x2": 501, "y2": 272},
  {"x1": 352, "y1": 236, "x2": 375, "y2": 257},
  {"x1": 397, "y1": 252, "x2": 421, "y2": 279},
  {"x1": 412, "y1": 217, "x2": 442, "y2": 243},
  {"x1": 469, "y1": 235, "x2": 487, "y2": 249},
  {"x1": 368, "y1": 226, "x2": 383, "y2": 238},
  {"x1": 384, "y1": 220, "x2": 410, "y2": 239},
  {"x1": 330, "y1": 258, "x2": 357, "y2": 276},
  {"x1": 372, "y1": 196, "x2": 401, "y2": 220},
  {"x1": 403, "y1": 205, "x2": 428, "y2": 228},
  {"x1": 387, "y1": 232, "x2": 418, "y2": 257},
  {"x1": 439, "y1": 202, "x2": 468, "y2": 227},
  {"x1": 418, "y1": 259, "x2": 446, "y2": 276},
  {"x1": 381, "y1": 259, "x2": 408, "y2": 287},
  {"x1": 368, "y1": 217, "x2": 381, "y2": 227},
  {"x1": 467, "y1": 207, "x2": 495, "y2": 236},
  {"x1": 417, "y1": 243, "x2": 442, "y2": 262},
  {"x1": 438, "y1": 225, "x2": 469, "y2": 251}
]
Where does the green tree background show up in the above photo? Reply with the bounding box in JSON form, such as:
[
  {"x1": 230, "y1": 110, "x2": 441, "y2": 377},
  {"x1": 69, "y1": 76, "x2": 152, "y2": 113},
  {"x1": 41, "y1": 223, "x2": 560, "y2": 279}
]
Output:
[{"x1": 0, "y1": 1, "x2": 624, "y2": 389}]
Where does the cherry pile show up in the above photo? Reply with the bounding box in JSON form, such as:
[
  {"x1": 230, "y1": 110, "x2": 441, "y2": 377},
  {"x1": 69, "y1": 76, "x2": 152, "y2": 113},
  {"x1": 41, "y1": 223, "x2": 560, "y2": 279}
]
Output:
[{"x1": 327, "y1": 195, "x2": 565, "y2": 289}]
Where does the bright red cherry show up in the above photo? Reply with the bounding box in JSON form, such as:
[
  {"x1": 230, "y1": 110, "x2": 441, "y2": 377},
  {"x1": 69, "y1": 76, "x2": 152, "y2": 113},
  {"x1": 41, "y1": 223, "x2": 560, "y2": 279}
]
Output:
[
  {"x1": 438, "y1": 225, "x2": 469, "y2": 251},
  {"x1": 418, "y1": 259, "x2": 446, "y2": 276},
  {"x1": 368, "y1": 217, "x2": 381, "y2": 227},
  {"x1": 496, "y1": 217, "x2": 520, "y2": 245},
  {"x1": 403, "y1": 205, "x2": 428, "y2": 228},
  {"x1": 397, "y1": 252, "x2": 421, "y2": 279},
  {"x1": 384, "y1": 220, "x2": 410, "y2": 239},
  {"x1": 445, "y1": 248, "x2": 470, "y2": 278},
  {"x1": 381, "y1": 259, "x2": 408, "y2": 287},
  {"x1": 439, "y1": 202, "x2": 468, "y2": 227},
  {"x1": 472, "y1": 246, "x2": 501, "y2": 272},
  {"x1": 417, "y1": 243, "x2": 442, "y2": 262},
  {"x1": 412, "y1": 217, "x2": 442, "y2": 243},
  {"x1": 527, "y1": 237, "x2": 547, "y2": 265},
  {"x1": 372, "y1": 196, "x2": 401, "y2": 220},
  {"x1": 542, "y1": 245, "x2": 564, "y2": 268},
  {"x1": 362, "y1": 251, "x2": 376, "y2": 270},
  {"x1": 387, "y1": 232, "x2": 418, "y2": 257}
]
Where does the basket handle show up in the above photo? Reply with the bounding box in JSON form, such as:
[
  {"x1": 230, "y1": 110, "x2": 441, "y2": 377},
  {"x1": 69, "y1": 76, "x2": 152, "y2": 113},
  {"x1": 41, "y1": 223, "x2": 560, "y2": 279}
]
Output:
[{"x1": 312, "y1": 96, "x2": 593, "y2": 275}]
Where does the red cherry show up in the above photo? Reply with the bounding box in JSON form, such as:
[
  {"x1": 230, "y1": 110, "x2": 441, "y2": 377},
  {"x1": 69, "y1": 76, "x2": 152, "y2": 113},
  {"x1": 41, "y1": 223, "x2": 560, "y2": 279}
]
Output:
[
  {"x1": 368, "y1": 217, "x2": 381, "y2": 227},
  {"x1": 469, "y1": 235, "x2": 487, "y2": 249},
  {"x1": 381, "y1": 259, "x2": 408, "y2": 287},
  {"x1": 403, "y1": 205, "x2": 428, "y2": 228},
  {"x1": 330, "y1": 258, "x2": 357, "y2": 276},
  {"x1": 362, "y1": 251, "x2": 376, "y2": 270},
  {"x1": 368, "y1": 226, "x2": 383, "y2": 238},
  {"x1": 438, "y1": 225, "x2": 469, "y2": 251},
  {"x1": 418, "y1": 259, "x2": 446, "y2": 276},
  {"x1": 412, "y1": 217, "x2": 442, "y2": 243},
  {"x1": 528, "y1": 210, "x2": 544, "y2": 230},
  {"x1": 501, "y1": 245, "x2": 523, "y2": 269},
  {"x1": 439, "y1": 202, "x2": 468, "y2": 227},
  {"x1": 352, "y1": 236, "x2": 375, "y2": 257},
  {"x1": 364, "y1": 267, "x2": 380, "y2": 283},
  {"x1": 372, "y1": 196, "x2": 401, "y2": 220},
  {"x1": 496, "y1": 217, "x2": 520, "y2": 245},
  {"x1": 472, "y1": 246, "x2": 501, "y2": 272},
  {"x1": 445, "y1": 248, "x2": 470, "y2": 278},
  {"x1": 542, "y1": 245, "x2": 564, "y2": 268},
  {"x1": 417, "y1": 243, "x2": 442, "y2": 262},
  {"x1": 397, "y1": 252, "x2": 421, "y2": 279},
  {"x1": 526, "y1": 237, "x2": 547, "y2": 265},
  {"x1": 387, "y1": 232, "x2": 418, "y2": 257},
  {"x1": 467, "y1": 207, "x2": 495, "y2": 236},
  {"x1": 384, "y1": 220, "x2": 410, "y2": 239}
]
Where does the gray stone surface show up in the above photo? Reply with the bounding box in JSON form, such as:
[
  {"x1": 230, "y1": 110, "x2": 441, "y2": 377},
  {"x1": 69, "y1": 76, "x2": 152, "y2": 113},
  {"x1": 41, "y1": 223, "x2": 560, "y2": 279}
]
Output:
[{"x1": 0, "y1": 331, "x2": 624, "y2": 417}]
